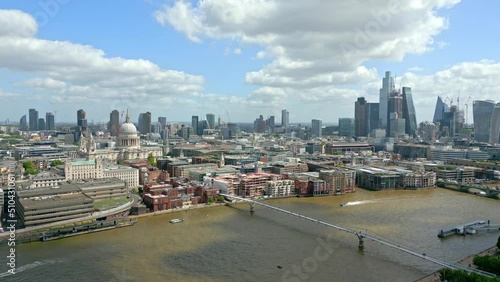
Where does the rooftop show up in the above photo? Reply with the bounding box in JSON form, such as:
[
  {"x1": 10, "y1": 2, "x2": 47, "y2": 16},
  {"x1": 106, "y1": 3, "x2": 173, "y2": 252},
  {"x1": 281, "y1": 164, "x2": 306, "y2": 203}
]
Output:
[
  {"x1": 20, "y1": 193, "x2": 93, "y2": 210},
  {"x1": 71, "y1": 160, "x2": 96, "y2": 166}
]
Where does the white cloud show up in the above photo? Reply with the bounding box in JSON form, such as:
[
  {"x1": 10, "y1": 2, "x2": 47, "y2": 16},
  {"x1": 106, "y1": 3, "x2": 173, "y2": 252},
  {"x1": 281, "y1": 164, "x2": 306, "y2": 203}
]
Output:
[
  {"x1": 0, "y1": 9, "x2": 204, "y2": 111},
  {"x1": 155, "y1": 0, "x2": 460, "y2": 91},
  {"x1": 233, "y1": 48, "x2": 242, "y2": 55}
]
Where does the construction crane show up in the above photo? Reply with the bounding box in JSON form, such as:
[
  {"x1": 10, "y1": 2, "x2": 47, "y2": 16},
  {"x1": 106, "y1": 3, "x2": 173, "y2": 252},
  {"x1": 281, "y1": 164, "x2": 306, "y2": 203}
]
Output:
[{"x1": 464, "y1": 95, "x2": 472, "y2": 125}]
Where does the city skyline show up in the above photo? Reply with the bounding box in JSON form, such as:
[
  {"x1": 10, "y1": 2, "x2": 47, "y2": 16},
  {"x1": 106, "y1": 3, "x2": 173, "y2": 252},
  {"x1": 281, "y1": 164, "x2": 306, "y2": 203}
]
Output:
[{"x1": 1, "y1": 2, "x2": 500, "y2": 124}]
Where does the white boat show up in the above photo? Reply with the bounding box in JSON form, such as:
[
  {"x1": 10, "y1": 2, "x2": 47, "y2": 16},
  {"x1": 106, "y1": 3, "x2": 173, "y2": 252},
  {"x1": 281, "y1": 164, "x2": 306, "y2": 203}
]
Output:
[{"x1": 169, "y1": 218, "x2": 184, "y2": 224}]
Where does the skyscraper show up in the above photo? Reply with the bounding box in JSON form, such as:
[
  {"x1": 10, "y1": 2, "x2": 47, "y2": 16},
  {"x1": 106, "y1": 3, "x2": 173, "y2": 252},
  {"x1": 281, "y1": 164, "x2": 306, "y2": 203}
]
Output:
[
  {"x1": 489, "y1": 103, "x2": 500, "y2": 144},
  {"x1": 433, "y1": 96, "x2": 448, "y2": 123},
  {"x1": 402, "y1": 87, "x2": 417, "y2": 137},
  {"x1": 38, "y1": 118, "x2": 45, "y2": 131},
  {"x1": 473, "y1": 100, "x2": 495, "y2": 142},
  {"x1": 379, "y1": 71, "x2": 394, "y2": 129},
  {"x1": 192, "y1": 116, "x2": 199, "y2": 135},
  {"x1": 77, "y1": 109, "x2": 86, "y2": 127},
  {"x1": 46, "y1": 112, "x2": 55, "y2": 130},
  {"x1": 355, "y1": 97, "x2": 367, "y2": 136},
  {"x1": 266, "y1": 116, "x2": 275, "y2": 132},
  {"x1": 338, "y1": 118, "x2": 355, "y2": 137},
  {"x1": 29, "y1": 108, "x2": 38, "y2": 131},
  {"x1": 206, "y1": 113, "x2": 215, "y2": 130},
  {"x1": 254, "y1": 115, "x2": 266, "y2": 133},
  {"x1": 311, "y1": 119, "x2": 322, "y2": 138},
  {"x1": 282, "y1": 109, "x2": 289, "y2": 128},
  {"x1": 387, "y1": 90, "x2": 404, "y2": 137},
  {"x1": 109, "y1": 110, "x2": 120, "y2": 136},
  {"x1": 20, "y1": 115, "x2": 28, "y2": 131},
  {"x1": 366, "y1": 103, "x2": 379, "y2": 136},
  {"x1": 140, "y1": 112, "x2": 152, "y2": 134}
]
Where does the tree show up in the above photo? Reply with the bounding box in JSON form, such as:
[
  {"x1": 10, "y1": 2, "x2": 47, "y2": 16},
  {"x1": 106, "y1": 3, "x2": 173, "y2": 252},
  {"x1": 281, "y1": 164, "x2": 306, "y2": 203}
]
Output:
[
  {"x1": 217, "y1": 195, "x2": 225, "y2": 203},
  {"x1": 50, "y1": 159, "x2": 64, "y2": 167},
  {"x1": 497, "y1": 235, "x2": 500, "y2": 249},
  {"x1": 23, "y1": 160, "x2": 38, "y2": 175},
  {"x1": 207, "y1": 196, "x2": 215, "y2": 204},
  {"x1": 147, "y1": 153, "x2": 157, "y2": 167}
]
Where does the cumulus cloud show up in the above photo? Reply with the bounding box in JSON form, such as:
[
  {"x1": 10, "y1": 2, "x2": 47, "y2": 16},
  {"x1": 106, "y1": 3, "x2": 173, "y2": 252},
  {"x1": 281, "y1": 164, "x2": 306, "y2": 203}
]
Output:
[
  {"x1": 155, "y1": 0, "x2": 460, "y2": 90},
  {"x1": 0, "y1": 9, "x2": 204, "y2": 110}
]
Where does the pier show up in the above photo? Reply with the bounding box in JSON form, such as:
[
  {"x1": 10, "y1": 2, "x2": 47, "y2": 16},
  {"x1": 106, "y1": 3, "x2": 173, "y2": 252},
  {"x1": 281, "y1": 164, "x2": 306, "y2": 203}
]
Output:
[{"x1": 438, "y1": 220, "x2": 500, "y2": 238}]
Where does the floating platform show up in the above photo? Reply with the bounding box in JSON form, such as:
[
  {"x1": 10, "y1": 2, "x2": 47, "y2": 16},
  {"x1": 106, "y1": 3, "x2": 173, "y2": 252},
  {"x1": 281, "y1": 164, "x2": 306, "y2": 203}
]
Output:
[{"x1": 438, "y1": 220, "x2": 499, "y2": 238}]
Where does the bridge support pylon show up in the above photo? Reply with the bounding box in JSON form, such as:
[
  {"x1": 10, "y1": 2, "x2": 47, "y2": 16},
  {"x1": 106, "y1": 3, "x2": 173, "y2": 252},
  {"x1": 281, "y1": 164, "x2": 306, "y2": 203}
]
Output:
[
  {"x1": 248, "y1": 202, "x2": 255, "y2": 214},
  {"x1": 356, "y1": 233, "x2": 365, "y2": 251}
]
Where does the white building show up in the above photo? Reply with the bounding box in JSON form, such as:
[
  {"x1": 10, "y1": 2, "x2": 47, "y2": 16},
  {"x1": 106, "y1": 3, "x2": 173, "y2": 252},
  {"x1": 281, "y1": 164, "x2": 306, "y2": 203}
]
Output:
[
  {"x1": 64, "y1": 158, "x2": 139, "y2": 188},
  {"x1": 266, "y1": 180, "x2": 294, "y2": 197}
]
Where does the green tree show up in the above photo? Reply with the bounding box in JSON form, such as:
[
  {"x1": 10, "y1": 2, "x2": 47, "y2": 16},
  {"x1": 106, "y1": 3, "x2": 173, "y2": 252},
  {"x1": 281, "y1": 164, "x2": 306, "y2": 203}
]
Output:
[
  {"x1": 474, "y1": 255, "x2": 500, "y2": 276},
  {"x1": 217, "y1": 195, "x2": 225, "y2": 203},
  {"x1": 50, "y1": 159, "x2": 64, "y2": 167},
  {"x1": 207, "y1": 196, "x2": 215, "y2": 204},
  {"x1": 23, "y1": 160, "x2": 38, "y2": 175},
  {"x1": 147, "y1": 153, "x2": 157, "y2": 167}
]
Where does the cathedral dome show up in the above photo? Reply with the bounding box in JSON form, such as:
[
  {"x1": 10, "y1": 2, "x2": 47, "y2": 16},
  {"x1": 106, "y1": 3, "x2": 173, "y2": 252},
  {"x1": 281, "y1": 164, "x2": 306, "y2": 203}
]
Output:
[
  {"x1": 119, "y1": 111, "x2": 137, "y2": 134},
  {"x1": 120, "y1": 122, "x2": 137, "y2": 134}
]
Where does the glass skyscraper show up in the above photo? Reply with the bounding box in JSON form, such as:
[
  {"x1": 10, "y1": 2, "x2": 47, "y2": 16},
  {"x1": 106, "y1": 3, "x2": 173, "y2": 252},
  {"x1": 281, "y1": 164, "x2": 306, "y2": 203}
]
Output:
[
  {"x1": 490, "y1": 102, "x2": 500, "y2": 144},
  {"x1": 379, "y1": 71, "x2": 394, "y2": 129},
  {"x1": 402, "y1": 87, "x2": 417, "y2": 137},
  {"x1": 473, "y1": 100, "x2": 495, "y2": 142},
  {"x1": 433, "y1": 96, "x2": 448, "y2": 123}
]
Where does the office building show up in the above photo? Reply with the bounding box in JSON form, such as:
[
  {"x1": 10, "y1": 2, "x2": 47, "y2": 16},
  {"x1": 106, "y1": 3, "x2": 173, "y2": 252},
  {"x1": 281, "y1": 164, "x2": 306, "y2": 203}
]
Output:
[
  {"x1": 367, "y1": 103, "x2": 379, "y2": 135},
  {"x1": 191, "y1": 116, "x2": 199, "y2": 136},
  {"x1": 387, "y1": 90, "x2": 404, "y2": 137},
  {"x1": 355, "y1": 97, "x2": 367, "y2": 136},
  {"x1": 29, "y1": 108, "x2": 38, "y2": 131},
  {"x1": 45, "y1": 112, "x2": 55, "y2": 130},
  {"x1": 402, "y1": 87, "x2": 417, "y2": 137},
  {"x1": 282, "y1": 109, "x2": 289, "y2": 128},
  {"x1": 20, "y1": 115, "x2": 28, "y2": 131},
  {"x1": 266, "y1": 116, "x2": 275, "y2": 132},
  {"x1": 206, "y1": 113, "x2": 215, "y2": 130},
  {"x1": 490, "y1": 102, "x2": 500, "y2": 144},
  {"x1": 433, "y1": 96, "x2": 448, "y2": 123},
  {"x1": 38, "y1": 118, "x2": 45, "y2": 131},
  {"x1": 338, "y1": 118, "x2": 355, "y2": 137},
  {"x1": 379, "y1": 71, "x2": 394, "y2": 129},
  {"x1": 473, "y1": 100, "x2": 495, "y2": 142},
  {"x1": 77, "y1": 109, "x2": 86, "y2": 127},
  {"x1": 158, "y1": 116, "x2": 167, "y2": 132},
  {"x1": 254, "y1": 115, "x2": 266, "y2": 133},
  {"x1": 109, "y1": 110, "x2": 120, "y2": 136},
  {"x1": 311, "y1": 119, "x2": 322, "y2": 138},
  {"x1": 140, "y1": 112, "x2": 152, "y2": 134}
]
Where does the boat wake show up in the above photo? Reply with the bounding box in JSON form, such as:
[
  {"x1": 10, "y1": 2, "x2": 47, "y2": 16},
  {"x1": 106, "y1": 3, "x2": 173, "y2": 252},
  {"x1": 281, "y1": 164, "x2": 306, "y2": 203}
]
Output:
[
  {"x1": 341, "y1": 200, "x2": 375, "y2": 207},
  {"x1": 0, "y1": 259, "x2": 62, "y2": 278}
]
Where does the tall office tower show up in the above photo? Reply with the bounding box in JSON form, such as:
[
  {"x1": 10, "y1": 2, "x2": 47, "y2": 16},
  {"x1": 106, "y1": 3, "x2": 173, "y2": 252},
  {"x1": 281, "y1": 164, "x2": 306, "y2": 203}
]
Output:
[
  {"x1": 489, "y1": 102, "x2": 500, "y2": 144},
  {"x1": 433, "y1": 96, "x2": 448, "y2": 123},
  {"x1": 46, "y1": 112, "x2": 55, "y2": 130},
  {"x1": 387, "y1": 90, "x2": 404, "y2": 137},
  {"x1": 355, "y1": 97, "x2": 367, "y2": 136},
  {"x1": 282, "y1": 109, "x2": 289, "y2": 127},
  {"x1": 109, "y1": 110, "x2": 120, "y2": 136},
  {"x1": 191, "y1": 116, "x2": 199, "y2": 136},
  {"x1": 254, "y1": 115, "x2": 266, "y2": 133},
  {"x1": 473, "y1": 100, "x2": 496, "y2": 142},
  {"x1": 379, "y1": 71, "x2": 394, "y2": 129},
  {"x1": 198, "y1": 120, "x2": 207, "y2": 136},
  {"x1": 338, "y1": 118, "x2": 355, "y2": 137},
  {"x1": 402, "y1": 87, "x2": 417, "y2": 137},
  {"x1": 77, "y1": 109, "x2": 86, "y2": 127},
  {"x1": 311, "y1": 119, "x2": 322, "y2": 138},
  {"x1": 20, "y1": 115, "x2": 28, "y2": 131},
  {"x1": 158, "y1": 117, "x2": 167, "y2": 128},
  {"x1": 137, "y1": 113, "x2": 144, "y2": 132},
  {"x1": 140, "y1": 112, "x2": 152, "y2": 134},
  {"x1": 266, "y1": 116, "x2": 275, "y2": 132},
  {"x1": 29, "y1": 108, "x2": 39, "y2": 131},
  {"x1": 38, "y1": 118, "x2": 45, "y2": 130},
  {"x1": 366, "y1": 103, "x2": 379, "y2": 136},
  {"x1": 206, "y1": 113, "x2": 215, "y2": 130}
]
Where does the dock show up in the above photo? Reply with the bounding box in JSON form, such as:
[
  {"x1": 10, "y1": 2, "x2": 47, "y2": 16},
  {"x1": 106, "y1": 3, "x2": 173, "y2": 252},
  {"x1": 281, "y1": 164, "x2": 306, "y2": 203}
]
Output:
[{"x1": 438, "y1": 220, "x2": 499, "y2": 238}]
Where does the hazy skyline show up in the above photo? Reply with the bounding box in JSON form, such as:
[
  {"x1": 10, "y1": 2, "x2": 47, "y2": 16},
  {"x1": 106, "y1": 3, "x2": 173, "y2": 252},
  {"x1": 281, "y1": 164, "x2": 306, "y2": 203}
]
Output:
[{"x1": 1, "y1": 1, "x2": 500, "y2": 124}]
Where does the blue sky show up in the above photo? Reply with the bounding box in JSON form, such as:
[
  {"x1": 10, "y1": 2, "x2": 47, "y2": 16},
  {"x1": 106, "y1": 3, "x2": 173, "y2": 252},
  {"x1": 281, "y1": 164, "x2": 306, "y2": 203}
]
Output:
[{"x1": 1, "y1": 0, "x2": 499, "y2": 125}]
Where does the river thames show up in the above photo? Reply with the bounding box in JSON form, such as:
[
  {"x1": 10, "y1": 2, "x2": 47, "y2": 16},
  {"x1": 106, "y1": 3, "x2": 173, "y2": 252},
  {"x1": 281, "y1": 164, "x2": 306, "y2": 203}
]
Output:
[{"x1": 1, "y1": 188, "x2": 499, "y2": 282}]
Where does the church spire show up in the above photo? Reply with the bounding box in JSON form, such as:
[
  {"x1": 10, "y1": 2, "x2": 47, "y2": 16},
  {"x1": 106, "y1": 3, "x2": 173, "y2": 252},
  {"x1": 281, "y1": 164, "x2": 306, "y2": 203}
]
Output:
[{"x1": 125, "y1": 109, "x2": 130, "y2": 123}]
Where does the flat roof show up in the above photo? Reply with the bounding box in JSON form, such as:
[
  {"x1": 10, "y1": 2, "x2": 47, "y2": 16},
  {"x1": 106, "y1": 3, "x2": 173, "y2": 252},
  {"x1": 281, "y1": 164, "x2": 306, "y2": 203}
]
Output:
[
  {"x1": 17, "y1": 183, "x2": 81, "y2": 198},
  {"x1": 20, "y1": 193, "x2": 93, "y2": 210},
  {"x1": 71, "y1": 160, "x2": 96, "y2": 166}
]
